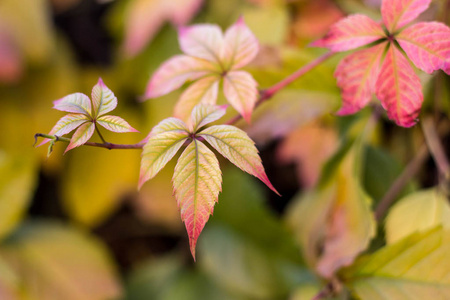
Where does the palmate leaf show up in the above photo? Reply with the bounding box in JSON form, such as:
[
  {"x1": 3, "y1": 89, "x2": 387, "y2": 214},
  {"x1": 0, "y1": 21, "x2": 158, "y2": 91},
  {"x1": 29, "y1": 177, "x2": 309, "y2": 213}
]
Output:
[
  {"x1": 173, "y1": 140, "x2": 222, "y2": 259},
  {"x1": 344, "y1": 227, "x2": 450, "y2": 300},
  {"x1": 199, "y1": 125, "x2": 278, "y2": 195},
  {"x1": 381, "y1": 0, "x2": 432, "y2": 33}
]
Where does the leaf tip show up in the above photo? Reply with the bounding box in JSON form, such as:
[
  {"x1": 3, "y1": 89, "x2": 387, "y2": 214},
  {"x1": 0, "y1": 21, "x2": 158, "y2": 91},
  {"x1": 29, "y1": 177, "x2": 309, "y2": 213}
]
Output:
[{"x1": 189, "y1": 238, "x2": 197, "y2": 261}]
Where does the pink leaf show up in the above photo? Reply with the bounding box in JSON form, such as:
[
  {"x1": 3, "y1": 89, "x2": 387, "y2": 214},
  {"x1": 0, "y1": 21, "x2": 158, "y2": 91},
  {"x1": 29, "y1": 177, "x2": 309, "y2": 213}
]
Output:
[
  {"x1": 311, "y1": 14, "x2": 385, "y2": 52},
  {"x1": 65, "y1": 122, "x2": 95, "y2": 153},
  {"x1": 178, "y1": 24, "x2": 224, "y2": 63},
  {"x1": 173, "y1": 140, "x2": 222, "y2": 259},
  {"x1": 174, "y1": 75, "x2": 220, "y2": 122},
  {"x1": 381, "y1": 0, "x2": 431, "y2": 32},
  {"x1": 97, "y1": 115, "x2": 139, "y2": 133},
  {"x1": 397, "y1": 22, "x2": 450, "y2": 74},
  {"x1": 223, "y1": 71, "x2": 258, "y2": 123},
  {"x1": 335, "y1": 42, "x2": 387, "y2": 115},
  {"x1": 376, "y1": 45, "x2": 423, "y2": 127},
  {"x1": 124, "y1": 0, "x2": 203, "y2": 57},
  {"x1": 39, "y1": 114, "x2": 90, "y2": 146},
  {"x1": 222, "y1": 17, "x2": 259, "y2": 69},
  {"x1": 53, "y1": 93, "x2": 92, "y2": 116},
  {"x1": 190, "y1": 104, "x2": 227, "y2": 132},
  {"x1": 91, "y1": 78, "x2": 118, "y2": 118},
  {"x1": 199, "y1": 125, "x2": 279, "y2": 195},
  {"x1": 145, "y1": 55, "x2": 217, "y2": 99},
  {"x1": 139, "y1": 127, "x2": 189, "y2": 189}
]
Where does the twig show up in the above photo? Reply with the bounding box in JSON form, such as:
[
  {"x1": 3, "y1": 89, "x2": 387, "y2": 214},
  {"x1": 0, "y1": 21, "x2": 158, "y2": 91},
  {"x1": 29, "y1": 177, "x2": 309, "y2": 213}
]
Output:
[
  {"x1": 225, "y1": 51, "x2": 335, "y2": 125},
  {"x1": 422, "y1": 116, "x2": 450, "y2": 179}
]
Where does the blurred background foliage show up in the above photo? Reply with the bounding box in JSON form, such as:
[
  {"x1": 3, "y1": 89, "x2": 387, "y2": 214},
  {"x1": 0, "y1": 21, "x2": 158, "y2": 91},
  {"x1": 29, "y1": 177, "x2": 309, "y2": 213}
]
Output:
[{"x1": 0, "y1": 0, "x2": 449, "y2": 299}]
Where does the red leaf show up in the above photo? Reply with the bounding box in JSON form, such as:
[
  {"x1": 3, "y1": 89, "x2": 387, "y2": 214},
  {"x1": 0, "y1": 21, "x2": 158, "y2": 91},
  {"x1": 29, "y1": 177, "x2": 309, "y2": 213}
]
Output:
[
  {"x1": 335, "y1": 42, "x2": 387, "y2": 115},
  {"x1": 381, "y1": 0, "x2": 431, "y2": 32},
  {"x1": 375, "y1": 45, "x2": 423, "y2": 127},
  {"x1": 311, "y1": 14, "x2": 385, "y2": 52},
  {"x1": 397, "y1": 22, "x2": 450, "y2": 74}
]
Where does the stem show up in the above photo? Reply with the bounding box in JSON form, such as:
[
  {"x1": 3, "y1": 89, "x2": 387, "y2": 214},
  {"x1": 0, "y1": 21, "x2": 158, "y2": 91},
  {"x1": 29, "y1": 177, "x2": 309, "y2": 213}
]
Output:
[
  {"x1": 422, "y1": 116, "x2": 450, "y2": 179},
  {"x1": 34, "y1": 133, "x2": 144, "y2": 150},
  {"x1": 225, "y1": 51, "x2": 335, "y2": 125},
  {"x1": 95, "y1": 126, "x2": 108, "y2": 144}
]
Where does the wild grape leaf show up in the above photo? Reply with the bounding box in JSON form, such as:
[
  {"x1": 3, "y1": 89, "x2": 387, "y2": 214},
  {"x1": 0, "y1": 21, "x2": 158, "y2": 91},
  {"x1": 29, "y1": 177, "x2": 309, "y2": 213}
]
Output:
[
  {"x1": 381, "y1": 0, "x2": 432, "y2": 32},
  {"x1": 199, "y1": 125, "x2": 278, "y2": 195},
  {"x1": 124, "y1": 0, "x2": 203, "y2": 56},
  {"x1": 344, "y1": 227, "x2": 450, "y2": 300},
  {"x1": 375, "y1": 45, "x2": 423, "y2": 127},
  {"x1": 173, "y1": 140, "x2": 222, "y2": 259},
  {"x1": 385, "y1": 188, "x2": 450, "y2": 244},
  {"x1": 397, "y1": 22, "x2": 450, "y2": 75},
  {"x1": 311, "y1": 14, "x2": 385, "y2": 51}
]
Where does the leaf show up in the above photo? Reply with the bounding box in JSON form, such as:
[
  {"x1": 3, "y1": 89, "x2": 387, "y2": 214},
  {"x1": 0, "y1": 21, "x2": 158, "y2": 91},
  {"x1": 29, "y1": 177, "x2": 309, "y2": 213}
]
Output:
[
  {"x1": 375, "y1": 45, "x2": 423, "y2": 127},
  {"x1": 145, "y1": 55, "x2": 217, "y2": 99},
  {"x1": 65, "y1": 122, "x2": 95, "y2": 153},
  {"x1": 53, "y1": 93, "x2": 92, "y2": 116},
  {"x1": 335, "y1": 42, "x2": 387, "y2": 115},
  {"x1": 139, "y1": 128, "x2": 189, "y2": 189},
  {"x1": 199, "y1": 125, "x2": 279, "y2": 195},
  {"x1": 381, "y1": 0, "x2": 431, "y2": 33},
  {"x1": 397, "y1": 22, "x2": 450, "y2": 75},
  {"x1": 385, "y1": 188, "x2": 450, "y2": 244},
  {"x1": 39, "y1": 113, "x2": 89, "y2": 146},
  {"x1": 0, "y1": 151, "x2": 37, "y2": 242},
  {"x1": 286, "y1": 143, "x2": 376, "y2": 279},
  {"x1": 0, "y1": 221, "x2": 122, "y2": 300},
  {"x1": 123, "y1": 0, "x2": 203, "y2": 56},
  {"x1": 223, "y1": 70, "x2": 258, "y2": 123},
  {"x1": 190, "y1": 104, "x2": 227, "y2": 132},
  {"x1": 91, "y1": 78, "x2": 117, "y2": 118},
  {"x1": 174, "y1": 76, "x2": 220, "y2": 122},
  {"x1": 222, "y1": 16, "x2": 259, "y2": 70},
  {"x1": 344, "y1": 227, "x2": 450, "y2": 300},
  {"x1": 178, "y1": 24, "x2": 224, "y2": 63},
  {"x1": 97, "y1": 115, "x2": 139, "y2": 133},
  {"x1": 311, "y1": 14, "x2": 385, "y2": 52},
  {"x1": 172, "y1": 140, "x2": 222, "y2": 259},
  {"x1": 148, "y1": 117, "x2": 189, "y2": 137}
]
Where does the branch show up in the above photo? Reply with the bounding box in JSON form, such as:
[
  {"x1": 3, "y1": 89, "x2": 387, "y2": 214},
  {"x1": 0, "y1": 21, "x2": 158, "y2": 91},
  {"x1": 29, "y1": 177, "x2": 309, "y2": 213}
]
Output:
[
  {"x1": 225, "y1": 51, "x2": 335, "y2": 125},
  {"x1": 422, "y1": 116, "x2": 450, "y2": 179},
  {"x1": 34, "y1": 133, "x2": 144, "y2": 150}
]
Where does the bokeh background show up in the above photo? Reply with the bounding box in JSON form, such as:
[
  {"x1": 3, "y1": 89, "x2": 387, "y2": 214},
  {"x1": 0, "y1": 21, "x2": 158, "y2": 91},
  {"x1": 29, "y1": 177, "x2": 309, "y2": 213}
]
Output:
[{"x1": 0, "y1": 0, "x2": 448, "y2": 299}]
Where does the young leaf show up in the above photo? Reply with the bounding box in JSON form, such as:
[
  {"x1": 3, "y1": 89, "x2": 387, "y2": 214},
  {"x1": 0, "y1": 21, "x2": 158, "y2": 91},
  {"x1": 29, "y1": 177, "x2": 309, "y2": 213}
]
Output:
[
  {"x1": 199, "y1": 125, "x2": 279, "y2": 195},
  {"x1": 53, "y1": 93, "x2": 92, "y2": 116},
  {"x1": 178, "y1": 24, "x2": 224, "y2": 63},
  {"x1": 310, "y1": 14, "x2": 385, "y2": 52},
  {"x1": 173, "y1": 140, "x2": 222, "y2": 259},
  {"x1": 65, "y1": 122, "x2": 95, "y2": 153},
  {"x1": 38, "y1": 113, "x2": 89, "y2": 146},
  {"x1": 174, "y1": 75, "x2": 220, "y2": 122},
  {"x1": 145, "y1": 55, "x2": 217, "y2": 99},
  {"x1": 222, "y1": 16, "x2": 259, "y2": 70},
  {"x1": 335, "y1": 42, "x2": 386, "y2": 115},
  {"x1": 139, "y1": 119, "x2": 189, "y2": 188},
  {"x1": 385, "y1": 188, "x2": 450, "y2": 244},
  {"x1": 381, "y1": 0, "x2": 432, "y2": 33},
  {"x1": 375, "y1": 45, "x2": 423, "y2": 127},
  {"x1": 97, "y1": 115, "x2": 139, "y2": 133},
  {"x1": 344, "y1": 227, "x2": 450, "y2": 299},
  {"x1": 190, "y1": 104, "x2": 227, "y2": 132},
  {"x1": 397, "y1": 22, "x2": 450, "y2": 75},
  {"x1": 223, "y1": 71, "x2": 258, "y2": 123},
  {"x1": 91, "y1": 78, "x2": 118, "y2": 118}
]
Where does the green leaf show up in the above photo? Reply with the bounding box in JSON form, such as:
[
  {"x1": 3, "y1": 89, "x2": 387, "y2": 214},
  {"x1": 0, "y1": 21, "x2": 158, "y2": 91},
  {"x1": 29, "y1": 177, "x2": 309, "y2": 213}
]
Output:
[
  {"x1": 344, "y1": 227, "x2": 450, "y2": 300},
  {"x1": 139, "y1": 118, "x2": 189, "y2": 189},
  {"x1": 199, "y1": 124, "x2": 279, "y2": 194},
  {"x1": 0, "y1": 151, "x2": 37, "y2": 242},
  {"x1": 173, "y1": 140, "x2": 222, "y2": 259},
  {"x1": 190, "y1": 104, "x2": 227, "y2": 132},
  {"x1": 286, "y1": 142, "x2": 375, "y2": 279},
  {"x1": 385, "y1": 188, "x2": 450, "y2": 244},
  {"x1": 0, "y1": 221, "x2": 122, "y2": 300}
]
